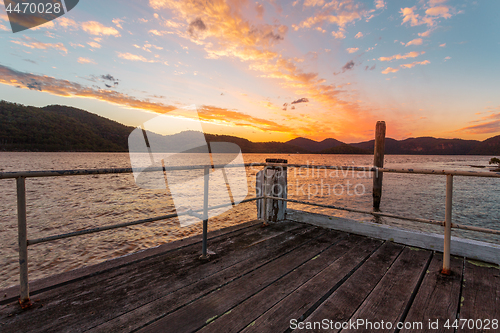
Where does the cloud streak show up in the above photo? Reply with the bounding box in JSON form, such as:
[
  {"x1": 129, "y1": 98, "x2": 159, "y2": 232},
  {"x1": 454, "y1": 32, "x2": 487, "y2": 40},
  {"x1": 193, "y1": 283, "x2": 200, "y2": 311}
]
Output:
[
  {"x1": 456, "y1": 112, "x2": 500, "y2": 135},
  {"x1": 379, "y1": 51, "x2": 425, "y2": 62},
  {"x1": 382, "y1": 60, "x2": 430, "y2": 74},
  {"x1": 0, "y1": 63, "x2": 293, "y2": 135},
  {"x1": 81, "y1": 21, "x2": 121, "y2": 36},
  {"x1": 148, "y1": 0, "x2": 378, "y2": 139},
  {"x1": 11, "y1": 37, "x2": 67, "y2": 54}
]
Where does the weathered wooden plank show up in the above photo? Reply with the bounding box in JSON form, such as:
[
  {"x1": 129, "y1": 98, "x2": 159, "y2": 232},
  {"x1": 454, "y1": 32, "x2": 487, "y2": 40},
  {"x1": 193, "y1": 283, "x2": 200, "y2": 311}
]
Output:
[
  {"x1": 198, "y1": 234, "x2": 369, "y2": 333},
  {"x1": 136, "y1": 229, "x2": 344, "y2": 333},
  {"x1": 456, "y1": 260, "x2": 500, "y2": 333},
  {"x1": 288, "y1": 209, "x2": 500, "y2": 265},
  {"x1": 401, "y1": 253, "x2": 462, "y2": 333},
  {"x1": 88, "y1": 225, "x2": 326, "y2": 333},
  {"x1": 0, "y1": 219, "x2": 262, "y2": 304},
  {"x1": 240, "y1": 238, "x2": 384, "y2": 333},
  {"x1": 0, "y1": 221, "x2": 308, "y2": 332},
  {"x1": 303, "y1": 242, "x2": 404, "y2": 333},
  {"x1": 341, "y1": 247, "x2": 432, "y2": 333}
]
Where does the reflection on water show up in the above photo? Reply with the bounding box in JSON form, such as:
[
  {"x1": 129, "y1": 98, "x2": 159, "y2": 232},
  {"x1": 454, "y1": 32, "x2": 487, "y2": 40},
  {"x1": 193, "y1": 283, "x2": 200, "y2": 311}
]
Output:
[{"x1": 0, "y1": 152, "x2": 499, "y2": 288}]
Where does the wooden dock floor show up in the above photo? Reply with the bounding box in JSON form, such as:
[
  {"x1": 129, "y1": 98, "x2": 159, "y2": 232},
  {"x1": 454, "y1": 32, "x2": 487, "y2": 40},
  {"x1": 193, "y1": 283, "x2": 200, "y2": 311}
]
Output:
[{"x1": 1, "y1": 220, "x2": 499, "y2": 332}]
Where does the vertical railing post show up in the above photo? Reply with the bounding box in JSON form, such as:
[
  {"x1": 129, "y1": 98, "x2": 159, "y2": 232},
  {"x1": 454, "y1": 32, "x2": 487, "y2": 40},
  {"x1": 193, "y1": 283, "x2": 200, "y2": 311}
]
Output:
[
  {"x1": 201, "y1": 166, "x2": 209, "y2": 259},
  {"x1": 442, "y1": 174, "x2": 453, "y2": 275},
  {"x1": 17, "y1": 176, "x2": 31, "y2": 308},
  {"x1": 373, "y1": 121, "x2": 386, "y2": 210},
  {"x1": 262, "y1": 165, "x2": 268, "y2": 224}
]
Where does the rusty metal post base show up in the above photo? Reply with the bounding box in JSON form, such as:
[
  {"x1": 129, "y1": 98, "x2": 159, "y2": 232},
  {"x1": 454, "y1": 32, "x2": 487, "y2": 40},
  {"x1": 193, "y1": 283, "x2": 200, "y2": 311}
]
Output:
[{"x1": 19, "y1": 298, "x2": 32, "y2": 310}]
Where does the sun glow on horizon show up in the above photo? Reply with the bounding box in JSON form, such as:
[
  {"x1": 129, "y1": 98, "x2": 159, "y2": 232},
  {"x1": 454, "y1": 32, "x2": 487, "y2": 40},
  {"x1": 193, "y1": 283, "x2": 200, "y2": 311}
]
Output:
[{"x1": 0, "y1": 0, "x2": 499, "y2": 143}]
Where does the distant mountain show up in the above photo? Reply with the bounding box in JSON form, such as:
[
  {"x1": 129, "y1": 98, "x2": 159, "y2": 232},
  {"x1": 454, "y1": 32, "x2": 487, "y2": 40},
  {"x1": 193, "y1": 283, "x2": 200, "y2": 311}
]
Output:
[
  {"x1": 2, "y1": 100, "x2": 500, "y2": 155},
  {"x1": 350, "y1": 138, "x2": 400, "y2": 153},
  {"x1": 319, "y1": 144, "x2": 371, "y2": 154},
  {"x1": 469, "y1": 135, "x2": 500, "y2": 155},
  {"x1": 286, "y1": 137, "x2": 344, "y2": 152},
  {"x1": 351, "y1": 137, "x2": 482, "y2": 155},
  {"x1": 0, "y1": 101, "x2": 307, "y2": 153},
  {"x1": 0, "y1": 101, "x2": 135, "y2": 151}
]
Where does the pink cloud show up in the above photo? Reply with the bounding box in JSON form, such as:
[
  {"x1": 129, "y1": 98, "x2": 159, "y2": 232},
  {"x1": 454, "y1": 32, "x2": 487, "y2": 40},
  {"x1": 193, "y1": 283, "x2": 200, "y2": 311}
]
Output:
[
  {"x1": 405, "y1": 38, "x2": 423, "y2": 46},
  {"x1": 81, "y1": 21, "x2": 120, "y2": 36},
  {"x1": 382, "y1": 67, "x2": 399, "y2": 74},
  {"x1": 379, "y1": 51, "x2": 425, "y2": 62}
]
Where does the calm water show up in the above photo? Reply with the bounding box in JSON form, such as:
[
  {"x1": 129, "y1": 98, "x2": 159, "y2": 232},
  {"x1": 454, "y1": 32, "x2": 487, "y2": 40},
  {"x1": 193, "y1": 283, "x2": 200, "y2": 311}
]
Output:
[{"x1": 1, "y1": 152, "x2": 499, "y2": 289}]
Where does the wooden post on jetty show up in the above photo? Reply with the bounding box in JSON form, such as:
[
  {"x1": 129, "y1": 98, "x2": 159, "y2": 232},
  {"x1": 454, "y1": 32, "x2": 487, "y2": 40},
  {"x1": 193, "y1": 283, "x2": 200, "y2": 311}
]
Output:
[
  {"x1": 373, "y1": 121, "x2": 386, "y2": 210},
  {"x1": 257, "y1": 159, "x2": 288, "y2": 222}
]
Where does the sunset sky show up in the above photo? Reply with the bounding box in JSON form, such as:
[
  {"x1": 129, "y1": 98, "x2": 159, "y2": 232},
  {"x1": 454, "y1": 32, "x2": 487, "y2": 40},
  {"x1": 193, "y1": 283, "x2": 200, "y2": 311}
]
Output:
[{"x1": 0, "y1": 0, "x2": 499, "y2": 143}]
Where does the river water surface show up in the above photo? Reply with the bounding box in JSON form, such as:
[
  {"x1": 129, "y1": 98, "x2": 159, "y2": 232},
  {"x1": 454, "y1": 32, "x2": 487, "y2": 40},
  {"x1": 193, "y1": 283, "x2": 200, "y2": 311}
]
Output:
[{"x1": 1, "y1": 152, "x2": 499, "y2": 288}]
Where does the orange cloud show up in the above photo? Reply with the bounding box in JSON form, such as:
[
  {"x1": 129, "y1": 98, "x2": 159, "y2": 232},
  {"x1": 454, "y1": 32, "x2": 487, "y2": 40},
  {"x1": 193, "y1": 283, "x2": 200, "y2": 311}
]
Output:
[
  {"x1": 375, "y1": 0, "x2": 385, "y2": 9},
  {"x1": 0, "y1": 63, "x2": 297, "y2": 136},
  {"x1": 303, "y1": 0, "x2": 325, "y2": 7},
  {"x1": 87, "y1": 41, "x2": 101, "y2": 49},
  {"x1": 81, "y1": 21, "x2": 120, "y2": 36},
  {"x1": 331, "y1": 30, "x2": 346, "y2": 39},
  {"x1": 379, "y1": 51, "x2": 424, "y2": 61},
  {"x1": 58, "y1": 17, "x2": 79, "y2": 29},
  {"x1": 426, "y1": 6, "x2": 451, "y2": 18},
  {"x1": 77, "y1": 57, "x2": 96, "y2": 64},
  {"x1": 117, "y1": 52, "x2": 155, "y2": 62},
  {"x1": 381, "y1": 67, "x2": 399, "y2": 74},
  {"x1": 11, "y1": 37, "x2": 67, "y2": 54},
  {"x1": 400, "y1": 60, "x2": 430, "y2": 68},
  {"x1": 401, "y1": 2, "x2": 454, "y2": 27},
  {"x1": 195, "y1": 106, "x2": 292, "y2": 133},
  {"x1": 0, "y1": 64, "x2": 175, "y2": 112},
  {"x1": 382, "y1": 60, "x2": 430, "y2": 73},
  {"x1": 112, "y1": 18, "x2": 124, "y2": 29},
  {"x1": 294, "y1": 0, "x2": 368, "y2": 33},
  {"x1": 149, "y1": 29, "x2": 174, "y2": 36},
  {"x1": 147, "y1": 0, "x2": 378, "y2": 140},
  {"x1": 455, "y1": 113, "x2": 500, "y2": 135},
  {"x1": 346, "y1": 47, "x2": 359, "y2": 53},
  {"x1": 418, "y1": 29, "x2": 433, "y2": 37},
  {"x1": 405, "y1": 38, "x2": 423, "y2": 46}
]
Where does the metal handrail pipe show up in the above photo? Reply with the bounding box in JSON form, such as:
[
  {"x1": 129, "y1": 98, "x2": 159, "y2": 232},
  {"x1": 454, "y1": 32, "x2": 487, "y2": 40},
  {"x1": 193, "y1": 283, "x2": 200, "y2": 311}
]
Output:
[
  {"x1": 0, "y1": 163, "x2": 267, "y2": 179},
  {"x1": 268, "y1": 196, "x2": 445, "y2": 225},
  {"x1": 27, "y1": 196, "x2": 263, "y2": 245},
  {"x1": 268, "y1": 196, "x2": 500, "y2": 236},
  {"x1": 265, "y1": 163, "x2": 500, "y2": 178},
  {"x1": 3, "y1": 163, "x2": 500, "y2": 180},
  {"x1": 378, "y1": 167, "x2": 500, "y2": 178}
]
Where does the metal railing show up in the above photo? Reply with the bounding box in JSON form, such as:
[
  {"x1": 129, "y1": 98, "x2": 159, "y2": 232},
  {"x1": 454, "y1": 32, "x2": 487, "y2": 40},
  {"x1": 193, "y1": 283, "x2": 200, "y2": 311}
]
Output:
[
  {"x1": 2, "y1": 162, "x2": 500, "y2": 307},
  {"x1": 1, "y1": 163, "x2": 266, "y2": 307},
  {"x1": 264, "y1": 163, "x2": 500, "y2": 275}
]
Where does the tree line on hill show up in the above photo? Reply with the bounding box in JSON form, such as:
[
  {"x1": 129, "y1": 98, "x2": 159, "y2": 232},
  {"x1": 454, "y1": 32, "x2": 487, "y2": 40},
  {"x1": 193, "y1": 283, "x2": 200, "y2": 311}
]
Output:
[{"x1": 1, "y1": 100, "x2": 499, "y2": 155}]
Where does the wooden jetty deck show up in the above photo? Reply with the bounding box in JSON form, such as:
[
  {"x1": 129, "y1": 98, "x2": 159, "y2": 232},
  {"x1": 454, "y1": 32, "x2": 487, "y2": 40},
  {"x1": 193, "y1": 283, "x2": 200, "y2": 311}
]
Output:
[{"x1": 1, "y1": 220, "x2": 499, "y2": 332}]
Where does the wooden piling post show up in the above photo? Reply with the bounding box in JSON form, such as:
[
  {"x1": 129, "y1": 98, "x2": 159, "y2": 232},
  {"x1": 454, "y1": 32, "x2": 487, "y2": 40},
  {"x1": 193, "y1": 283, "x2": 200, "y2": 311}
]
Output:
[
  {"x1": 257, "y1": 159, "x2": 288, "y2": 222},
  {"x1": 266, "y1": 159, "x2": 287, "y2": 222},
  {"x1": 373, "y1": 121, "x2": 386, "y2": 210}
]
